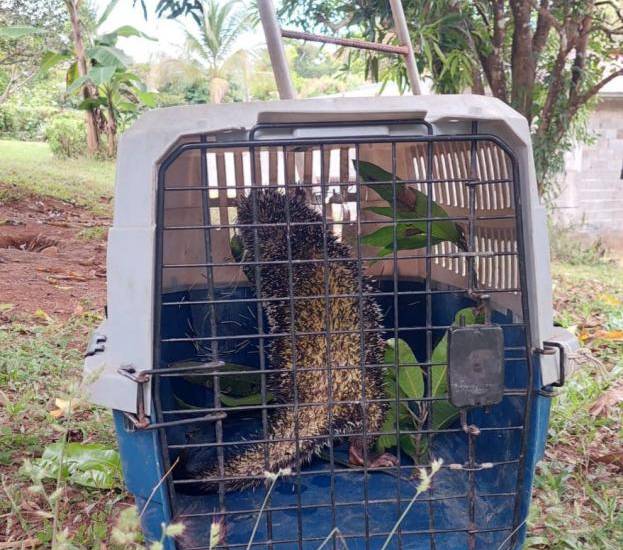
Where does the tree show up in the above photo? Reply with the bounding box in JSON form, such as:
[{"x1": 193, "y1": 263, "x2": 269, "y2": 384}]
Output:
[
  {"x1": 44, "y1": 0, "x2": 156, "y2": 156},
  {"x1": 0, "y1": 0, "x2": 66, "y2": 103},
  {"x1": 280, "y1": 0, "x2": 623, "y2": 200},
  {"x1": 183, "y1": 0, "x2": 254, "y2": 103},
  {"x1": 64, "y1": 0, "x2": 100, "y2": 154}
]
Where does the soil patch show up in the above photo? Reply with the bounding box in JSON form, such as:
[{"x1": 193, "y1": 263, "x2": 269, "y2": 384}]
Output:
[{"x1": 0, "y1": 192, "x2": 109, "y2": 319}]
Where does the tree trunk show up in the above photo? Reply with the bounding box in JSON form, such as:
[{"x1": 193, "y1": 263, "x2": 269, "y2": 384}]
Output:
[
  {"x1": 509, "y1": 0, "x2": 536, "y2": 120},
  {"x1": 65, "y1": 0, "x2": 100, "y2": 155},
  {"x1": 106, "y1": 100, "x2": 117, "y2": 157}
]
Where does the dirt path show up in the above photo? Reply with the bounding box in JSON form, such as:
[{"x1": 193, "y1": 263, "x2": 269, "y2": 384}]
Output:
[{"x1": 0, "y1": 194, "x2": 109, "y2": 320}]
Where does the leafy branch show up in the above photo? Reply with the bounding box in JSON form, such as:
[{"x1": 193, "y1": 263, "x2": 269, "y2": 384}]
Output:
[
  {"x1": 377, "y1": 307, "x2": 483, "y2": 461},
  {"x1": 355, "y1": 160, "x2": 466, "y2": 256}
]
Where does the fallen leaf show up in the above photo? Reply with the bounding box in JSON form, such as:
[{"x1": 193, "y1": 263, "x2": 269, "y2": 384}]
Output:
[
  {"x1": 597, "y1": 293, "x2": 621, "y2": 306},
  {"x1": 589, "y1": 383, "x2": 623, "y2": 417},
  {"x1": 0, "y1": 303, "x2": 14, "y2": 312},
  {"x1": 50, "y1": 397, "x2": 85, "y2": 419},
  {"x1": 591, "y1": 452, "x2": 623, "y2": 472},
  {"x1": 40, "y1": 246, "x2": 59, "y2": 256},
  {"x1": 33, "y1": 309, "x2": 52, "y2": 324},
  {"x1": 592, "y1": 330, "x2": 623, "y2": 341}
]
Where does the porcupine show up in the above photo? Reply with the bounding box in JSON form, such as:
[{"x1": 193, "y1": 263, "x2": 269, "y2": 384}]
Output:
[{"x1": 202, "y1": 188, "x2": 397, "y2": 492}]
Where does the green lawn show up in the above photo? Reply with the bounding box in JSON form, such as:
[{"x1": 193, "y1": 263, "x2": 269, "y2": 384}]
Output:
[{"x1": 0, "y1": 140, "x2": 114, "y2": 214}]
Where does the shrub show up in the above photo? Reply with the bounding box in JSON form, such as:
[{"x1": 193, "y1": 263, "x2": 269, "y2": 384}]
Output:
[
  {"x1": 44, "y1": 114, "x2": 87, "y2": 159},
  {"x1": 0, "y1": 103, "x2": 60, "y2": 140},
  {"x1": 548, "y1": 219, "x2": 610, "y2": 266}
]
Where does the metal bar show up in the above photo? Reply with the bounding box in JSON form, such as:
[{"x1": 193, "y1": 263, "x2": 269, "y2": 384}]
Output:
[
  {"x1": 390, "y1": 141, "x2": 404, "y2": 550},
  {"x1": 184, "y1": 525, "x2": 515, "y2": 550},
  {"x1": 178, "y1": 491, "x2": 518, "y2": 519},
  {"x1": 248, "y1": 143, "x2": 274, "y2": 547},
  {"x1": 389, "y1": 0, "x2": 423, "y2": 94},
  {"x1": 258, "y1": 0, "x2": 295, "y2": 99},
  {"x1": 199, "y1": 135, "x2": 226, "y2": 508},
  {"x1": 319, "y1": 144, "x2": 338, "y2": 550},
  {"x1": 354, "y1": 142, "x2": 371, "y2": 550},
  {"x1": 282, "y1": 150, "x2": 305, "y2": 550},
  {"x1": 166, "y1": 425, "x2": 526, "y2": 448},
  {"x1": 161, "y1": 286, "x2": 523, "y2": 307},
  {"x1": 281, "y1": 28, "x2": 409, "y2": 55},
  {"x1": 158, "y1": 133, "x2": 520, "y2": 178}
]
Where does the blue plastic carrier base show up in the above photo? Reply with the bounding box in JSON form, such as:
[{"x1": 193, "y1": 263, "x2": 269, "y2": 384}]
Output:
[{"x1": 113, "y1": 282, "x2": 552, "y2": 550}]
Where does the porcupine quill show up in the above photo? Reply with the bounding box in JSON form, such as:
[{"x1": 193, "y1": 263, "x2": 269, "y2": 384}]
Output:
[{"x1": 200, "y1": 188, "x2": 397, "y2": 492}]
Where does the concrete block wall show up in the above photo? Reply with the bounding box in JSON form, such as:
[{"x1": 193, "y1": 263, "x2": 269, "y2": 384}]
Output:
[{"x1": 554, "y1": 95, "x2": 623, "y2": 241}]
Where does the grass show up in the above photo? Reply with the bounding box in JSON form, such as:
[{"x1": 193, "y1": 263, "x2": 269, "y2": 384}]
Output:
[
  {"x1": 0, "y1": 140, "x2": 114, "y2": 215},
  {"x1": 0, "y1": 309, "x2": 126, "y2": 547},
  {"x1": 526, "y1": 262, "x2": 623, "y2": 549}
]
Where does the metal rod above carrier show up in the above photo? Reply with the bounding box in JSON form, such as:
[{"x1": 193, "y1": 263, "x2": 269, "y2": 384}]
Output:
[{"x1": 257, "y1": 0, "x2": 423, "y2": 99}]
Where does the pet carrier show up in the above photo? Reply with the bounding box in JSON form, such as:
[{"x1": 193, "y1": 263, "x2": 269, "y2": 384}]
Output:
[
  {"x1": 83, "y1": 3, "x2": 578, "y2": 549},
  {"x1": 84, "y1": 94, "x2": 579, "y2": 550}
]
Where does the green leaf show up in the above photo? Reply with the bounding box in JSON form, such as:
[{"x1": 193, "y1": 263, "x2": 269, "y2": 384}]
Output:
[
  {"x1": 27, "y1": 443, "x2": 121, "y2": 489},
  {"x1": 385, "y1": 338, "x2": 424, "y2": 399},
  {"x1": 429, "y1": 307, "x2": 482, "y2": 429},
  {"x1": 87, "y1": 45, "x2": 131, "y2": 69},
  {"x1": 40, "y1": 51, "x2": 70, "y2": 73},
  {"x1": 66, "y1": 61, "x2": 80, "y2": 87},
  {"x1": 77, "y1": 97, "x2": 108, "y2": 110},
  {"x1": 361, "y1": 224, "x2": 447, "y2": 252},
  {"x1": 181, "y1": 362, "x2": 263, "y2": 397},
  {"x1": 96, "y1": 0, "x2": 121, "y2": 27},
  {"x1": 88, "y1": 65, "x2": 117, "y2": 86},
  {"x1": 0, "y1": 25, "x2": 42, "y2": 40},
  {"x1": 366, "y1": 206, "x2": 461, "y2": 243},
  {"x1": 66, "y1": 75, "x2": 89, "y2": 95},
  {"x1": 355, "y1": 160, "x2": 464, "y2": 249},
  {"x1": 219, "y1": 392, "x2": 273, "y2": 407},
  {"x1": 375, "y1": 406, "x2": 398, "y2": 453},
  {"x1": 136, "y1": 90, "x2": 156, "y2": 108},
  {"x1": 399, "y1": 434, "x2": 421, "y2": 461},
  {"x1": 230, "y1": 233, "x2": 244, "y2": 262},
  {"x1": 107, "y1": 25, "x2": 156, "y2": 41}
]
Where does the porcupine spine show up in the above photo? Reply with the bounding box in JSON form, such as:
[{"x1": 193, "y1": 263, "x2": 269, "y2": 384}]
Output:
[{"x1": 202, "y1": 188, "x2": 387, "y2": 492}]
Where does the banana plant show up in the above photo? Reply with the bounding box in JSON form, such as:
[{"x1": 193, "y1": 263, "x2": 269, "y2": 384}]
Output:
[
  {"x1": 355, "y1": 160, "x2": 466, "y2": 256},
  {"x1": 40, "y1": 0, "x2": 156, "y2": 156},
  {"x1": 377, "y1": 307, "x2": 483, "y2": 461}
]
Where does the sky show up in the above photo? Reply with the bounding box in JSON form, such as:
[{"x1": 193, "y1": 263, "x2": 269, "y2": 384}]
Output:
[
  {"x1": 94, "y1": 0, "x2": 264, "y2": 64},
  {"x1": 94, "y1": 0, "x2": 191, "y2": 62},
  {"x1": 92, "y1": 0, "x2": 412, "y2": 95}
]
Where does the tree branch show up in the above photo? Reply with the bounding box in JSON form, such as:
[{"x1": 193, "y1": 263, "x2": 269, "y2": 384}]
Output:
[
  {"x1": 509, "y1": 0, "x2": 536, "y2": 117},
  {"x1": 532, "y1": 0, "x2": 553, "y2": 55},
  {"x1": 572, "y1": 67, "x2": 623, "y2": 110},
  {"x1": 569, "y1": 6, "x2": 595, "y2": 108}
]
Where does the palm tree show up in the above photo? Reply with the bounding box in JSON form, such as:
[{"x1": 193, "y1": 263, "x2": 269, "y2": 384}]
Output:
[{"x1": 183, "y1": 0, "x2": 254, "y2": 103}]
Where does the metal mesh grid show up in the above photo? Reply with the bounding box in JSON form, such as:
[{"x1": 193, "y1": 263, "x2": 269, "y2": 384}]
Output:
[{"x1": 152, "y1": 121, "x2": 534, "y2": 550}]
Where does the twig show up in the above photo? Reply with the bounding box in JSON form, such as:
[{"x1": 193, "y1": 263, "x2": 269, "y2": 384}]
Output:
[
  {"x1": 380, "y1": 459, "x2": 443, "y2": 550},
  {"x1": 139, "y1": 457, "x2": 180, "y2": 519},
  {"x1": 495, "y1": 517, "x2": 528, "y2": 550},
  {"x1": 0, "y1": 475, "x2": 28, "y2": 531},
  {"x1": 0, "y1": 540, "x2": 40, "y2": 549},
  {"x1": 315, "y1": 526, "x2": 349, "y2": 550},
  {"x1": 246, "y1": 468, "x2": 291, "y2": 550}
]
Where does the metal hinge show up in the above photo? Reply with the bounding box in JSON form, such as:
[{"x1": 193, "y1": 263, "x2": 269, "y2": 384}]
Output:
[
  {"x1": 535, "y1": 340, "x2": 566, "y2": 389},
  {"x1": 85, "y1": 332, "x2": 107, "y2": 357},
  {"x1": 117, "y1": 362, "x2": 228, "y2": 430}
]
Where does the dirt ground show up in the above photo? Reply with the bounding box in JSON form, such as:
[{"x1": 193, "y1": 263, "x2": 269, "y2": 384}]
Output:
[{"x1": 0, "y1": 195, "x2": 109, "y2": 319}]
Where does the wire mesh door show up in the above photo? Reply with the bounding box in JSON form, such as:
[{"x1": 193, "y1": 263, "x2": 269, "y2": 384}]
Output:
[{"x1": 153, "y1": 121, "x2": 534, "y2": 550}]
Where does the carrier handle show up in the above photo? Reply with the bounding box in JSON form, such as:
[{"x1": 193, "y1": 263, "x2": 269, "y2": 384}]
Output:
[{"x1": 258, "y1": 0, "x2": 423, "y2": 99}]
